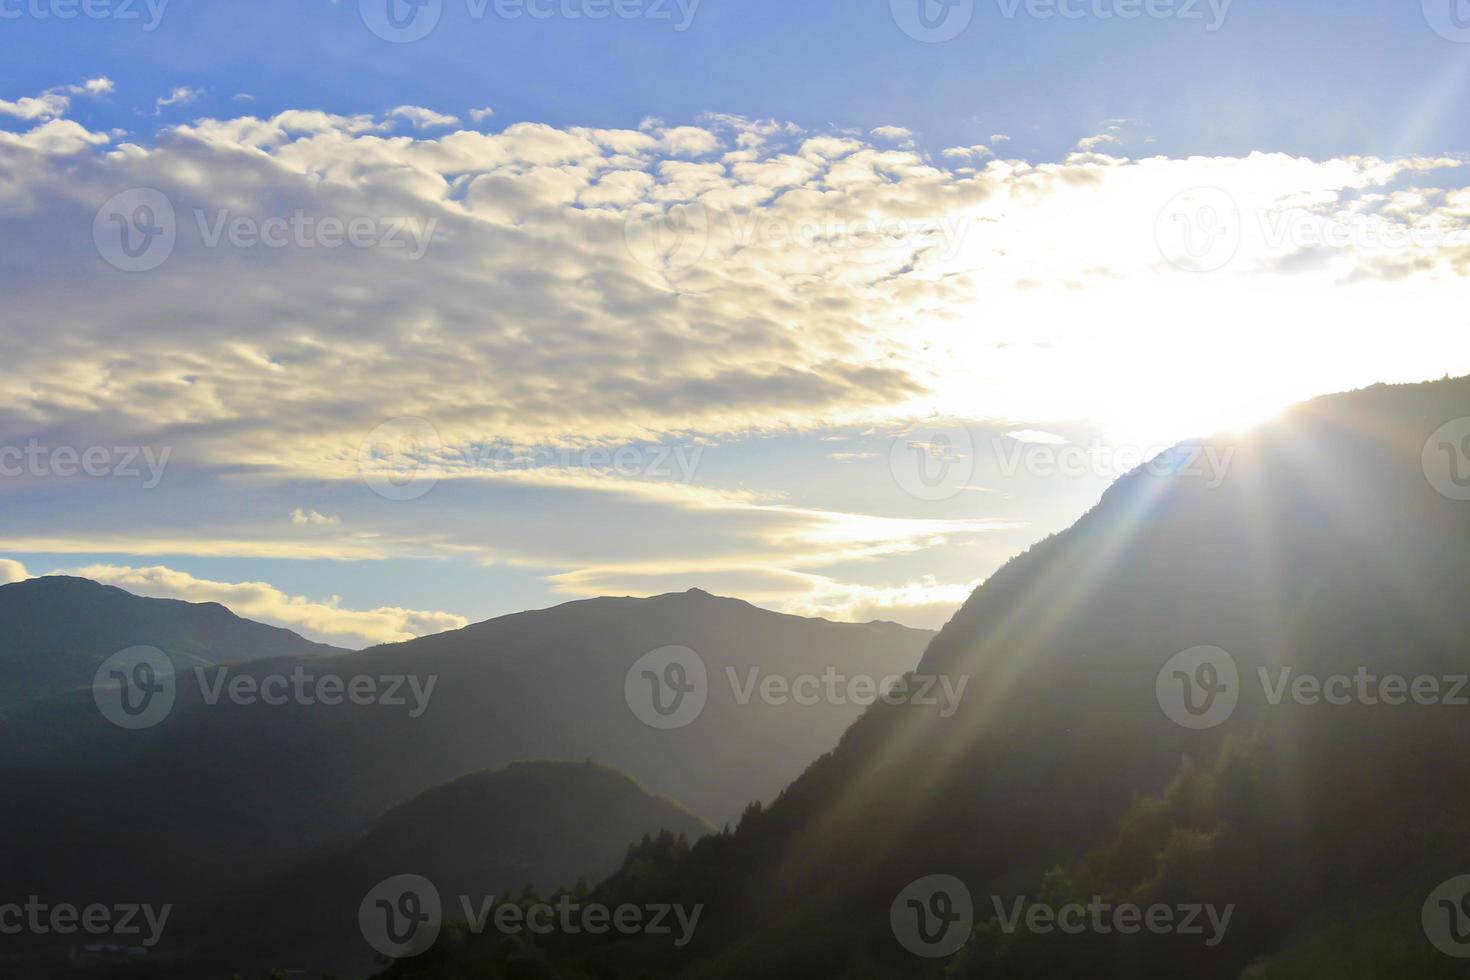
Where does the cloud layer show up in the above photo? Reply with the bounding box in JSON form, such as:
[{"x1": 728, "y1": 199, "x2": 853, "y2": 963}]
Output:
[{"x1": 2, "y1": 82, "x2": 1469, "y2": 628}]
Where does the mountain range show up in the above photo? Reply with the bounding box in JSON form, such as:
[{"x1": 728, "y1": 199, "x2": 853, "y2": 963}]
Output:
[
  {"x1": 376, "y1": 376, "x2": 1470, "y2": 979},
  {"x1": 0, "y1": 577, "x2": 931, "y2": 977}
]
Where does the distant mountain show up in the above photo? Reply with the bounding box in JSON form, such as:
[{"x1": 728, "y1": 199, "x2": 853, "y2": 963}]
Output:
[
  {"x1": 175, "y1": 761, "x2": 713, "y2": 978},
  {"x1": 398, "y1": 376, "x2": 1470, "y2": 979},
  {"x1": 0, "y1": 575, "x2": 342, "y2": 710},
  {"x1": 0, "y1": 587, "x2": 931, "y2": 942}
]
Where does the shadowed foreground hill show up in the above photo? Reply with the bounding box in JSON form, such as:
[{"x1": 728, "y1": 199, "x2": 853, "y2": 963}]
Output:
[
  {"x1": 177, "y1": 761, "x2": 713, "y2": 979},
  {"x1": 0, "y1": 575, "x2": 341, "y2": 710},
  {"x1": 389, "y1": 376, "x2": 1470, "y2": 979}
]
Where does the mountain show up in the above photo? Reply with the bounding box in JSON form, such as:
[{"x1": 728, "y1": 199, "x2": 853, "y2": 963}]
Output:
[
  {"x1": 0, "y1": 575, "x2": 342, "y2": 709},
  {"x1": 0, "y1": 587, "x2": 932, "y2": 935},
  {"x1": 391, "y1": 375, "x2": 1470, "y2": 979},
  {"x1": 172, "y1": 761, "x2": 713, "y2": 979}
]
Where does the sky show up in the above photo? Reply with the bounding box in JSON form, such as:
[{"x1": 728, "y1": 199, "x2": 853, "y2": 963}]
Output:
[{"x1": 2, "y1": 0, "x2": 1470, "y2": 646}]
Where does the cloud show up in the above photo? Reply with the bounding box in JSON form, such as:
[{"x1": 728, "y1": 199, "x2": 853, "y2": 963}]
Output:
[
  {"x1": 871, "y1": 126, "x2": 913, "y2": 141},
  {"x1": 1004, "y1": 429, "x2": 1069, "y2": 445},
  {"x1": 0, "y1": 78, "x2": 114, "y2": 121},
  {"x1": 1076, "y1": 133, "x2": 1121, "y2": 152},
  {"x1": 3, "y1": 92, "x2": 1470, "y2": 629},
  {"x1": 772, "y1": 575, "x2": 981, "y2": 630},
  {"x1": 155, "y1": 86, "x2": 202, "y2": 113},
  {"x1": 64, "y1": 564, "x2": 468, "y2": 648},
  {"x1": 389, "y1": 105, "x2": 462, "y2": 130},
  {"x1": 943, "y1": 144, "x2": 992, "y2": 160},
  {"x1": 0, "y1": 92, "x2": 71, "y2": 122},
  {"x1": 291, "y1": 509, "x2": 342, "y2": 527},
  {"x1": 0, "y1": 558, "x2": 29, "y2": 584},
  {"x1": 469, "y1": 106, "x2": 495, "y2": 123}
]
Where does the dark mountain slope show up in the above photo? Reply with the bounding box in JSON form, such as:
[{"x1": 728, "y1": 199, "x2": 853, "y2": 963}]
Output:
[
  {"x1": 0, "y1": 588, "x2": 930, "y2": 918},
  {"x1": 0, "y1": 574, "x2": 341, "y2": 709},
  {"x1": 178, "y1": 761, "x2": 713, "y2": 979},
  {"x1": 396, "y1": 375, "x2": 1470, "y2": 978}
]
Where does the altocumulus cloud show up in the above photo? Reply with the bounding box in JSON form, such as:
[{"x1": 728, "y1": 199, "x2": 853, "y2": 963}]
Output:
[{"x1": 3, "y1": 85, "x2": 1470, "y2": 627}]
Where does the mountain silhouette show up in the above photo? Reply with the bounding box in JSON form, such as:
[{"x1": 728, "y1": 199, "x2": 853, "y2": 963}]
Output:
[
  {"x1": 0, "y1": 585, "x2": 931, "y2": 957},
  {"x1": 0, "y1": 575, "x2": 341, "y2": 710},
  {"x1": 383, "y1": 376, "x2": 1470, "y2": 978},
  {"x1": 177, "y1": 760, "x2": 713, "y2": 978}
]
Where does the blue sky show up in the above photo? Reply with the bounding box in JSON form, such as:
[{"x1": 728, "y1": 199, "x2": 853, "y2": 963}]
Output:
[
  {"x1": 7, "y1": 0, "x2": 1470, "y2": 159},
  {"x1": 2, "y1": 0, "x2": 1470, "y2": 644}
]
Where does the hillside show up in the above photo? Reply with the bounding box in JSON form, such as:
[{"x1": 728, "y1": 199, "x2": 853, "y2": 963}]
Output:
[
  {"x1": 0, "y1": 587, "x2": 931, "y2": 929},
  {"x1": 176, "y1": 761, "x2": 713, "y2": 978},
  {"x1": 389, "y1": 376, "x2": 1470, "y2": 978}
]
